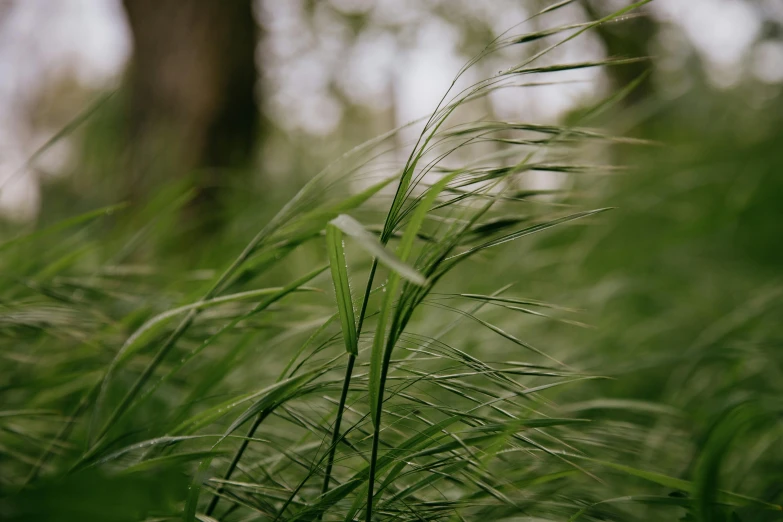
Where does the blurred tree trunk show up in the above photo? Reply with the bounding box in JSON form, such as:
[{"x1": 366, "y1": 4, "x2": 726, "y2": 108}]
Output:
[
  {"x1": 582, "y1": 0, "x2": 656, "y2": 106},
  {"x1": 122, "y1": 0, "x2": 258, "y2": 233}
]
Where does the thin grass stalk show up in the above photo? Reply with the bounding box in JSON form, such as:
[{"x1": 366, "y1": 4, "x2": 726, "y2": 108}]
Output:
[
  {"x1": 320, "y1": 259, "x2": 379, "y2": 499},
  {"x1": 205, "y1": 409, "x2": 272, "y2": 516},
  {"x1": 364, "y1": 327, "x2": 396, "y2": 521},
  {"x1": 201, "y1": 308, "x2": 329, "y2": 514}
]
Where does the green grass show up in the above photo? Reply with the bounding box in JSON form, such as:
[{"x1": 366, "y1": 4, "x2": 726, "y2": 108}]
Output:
[{"x1": 2, "y1": 2, "x2": 782, "y2": 521}]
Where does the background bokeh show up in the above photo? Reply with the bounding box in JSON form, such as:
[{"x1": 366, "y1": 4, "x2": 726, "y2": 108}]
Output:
[
  {"x1": 1, "y1": 0, "x2": 782, "y2": 221},
  {"x1": 1, "y1": 1, "x2": 782, "y2": 521}
]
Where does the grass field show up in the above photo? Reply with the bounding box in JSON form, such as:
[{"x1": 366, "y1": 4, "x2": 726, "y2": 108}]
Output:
[{"x1": 1, "y1": 3, "x2": 782, "y2": 521}]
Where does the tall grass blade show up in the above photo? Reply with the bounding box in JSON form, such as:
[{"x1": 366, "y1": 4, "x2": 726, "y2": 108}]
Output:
[
  {"x1": 326, "y1": 224, "x2": 358, "y2": 356},
  {"x1": 329, "y1": 214, "x2": 426, "y2": 286}
]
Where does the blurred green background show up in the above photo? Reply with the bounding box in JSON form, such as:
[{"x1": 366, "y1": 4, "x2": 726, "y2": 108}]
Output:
[{"x1": 1, "y1": 1, "x2": 781, "y2": 520}]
